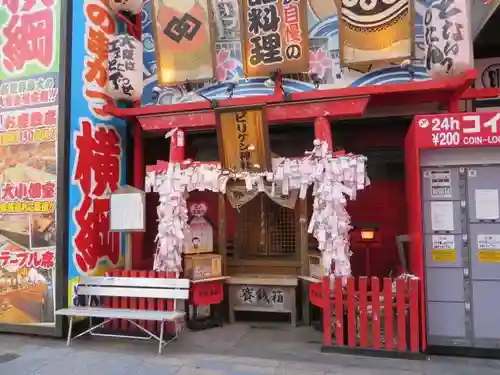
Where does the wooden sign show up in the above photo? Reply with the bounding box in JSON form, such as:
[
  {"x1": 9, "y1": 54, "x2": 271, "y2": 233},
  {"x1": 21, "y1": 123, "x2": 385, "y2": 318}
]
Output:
[
  {"x1": 241, "y1": 0, "x2": 309, "y2": 77},
  {"x1": 110, "y1": 185, "x2": 146, "y2": 232},
  {"x1": 217, "y1": 107, "x2": 271, "y2": 172}
]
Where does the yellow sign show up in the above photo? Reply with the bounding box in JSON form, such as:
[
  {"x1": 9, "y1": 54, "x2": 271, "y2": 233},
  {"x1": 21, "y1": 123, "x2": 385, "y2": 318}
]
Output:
[
  {"x1": 0, "y1": 201, "x2": 55, "y2": 214},
  {"x1": 477, "y1": 250, "x2": 500, "y2": 263},
  {"x1": 432, "y1": 249, "x2": 457, "y2": 262},
  {"x1": 218, "y1": 108, "x2": 270, "y2": 172}
]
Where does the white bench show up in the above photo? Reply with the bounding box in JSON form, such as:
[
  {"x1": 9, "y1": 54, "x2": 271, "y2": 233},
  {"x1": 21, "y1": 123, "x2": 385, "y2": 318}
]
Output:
[{"x1": 55, "y1": 276, "x2": 190, "y2": 353}]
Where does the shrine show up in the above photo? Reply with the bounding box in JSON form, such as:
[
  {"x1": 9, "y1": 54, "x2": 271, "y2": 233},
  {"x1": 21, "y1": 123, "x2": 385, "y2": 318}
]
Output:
[{"x1": 65, "y1": 0, "x2": 500, "y2": 357}]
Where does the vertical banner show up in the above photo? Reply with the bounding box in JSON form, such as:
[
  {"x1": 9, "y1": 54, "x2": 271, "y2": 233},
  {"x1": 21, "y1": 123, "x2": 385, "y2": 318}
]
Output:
[
  {"x1": 68, "y1": 0, "x2": 127, "y2": 307},
  {"x1": 217, "y1": 108, "x2": 270, "y2": 172},
  {"x1": 339, "y1": 0, "x2": 413, "y2": 66},
  {"x1": 152, "y1": 0, "x2": 215, "y2": 85},
  {"x1": 0, "y1": 0, "x2": 60, "y2": 325},
  {"x1": 424, "y1": 0, "x2": 473, "y2": 78},
  {"x1": 241, "y1": 0, "x2": 309, "y2": 77}
]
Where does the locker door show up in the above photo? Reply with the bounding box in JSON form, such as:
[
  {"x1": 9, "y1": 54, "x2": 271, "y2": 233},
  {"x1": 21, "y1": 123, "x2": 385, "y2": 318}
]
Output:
[
  {"x1": 467, "y1": 166, "x2": 500, "y2": 349},
  {"x1": 422, "y1": 167, "x2": 471, "y2": 346}
]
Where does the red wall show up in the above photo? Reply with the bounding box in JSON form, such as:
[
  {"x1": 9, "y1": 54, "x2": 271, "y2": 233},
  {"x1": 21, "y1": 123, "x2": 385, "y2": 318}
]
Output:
[{"x1": 339, "y1": 121, "x2": 409, "y2": 278}]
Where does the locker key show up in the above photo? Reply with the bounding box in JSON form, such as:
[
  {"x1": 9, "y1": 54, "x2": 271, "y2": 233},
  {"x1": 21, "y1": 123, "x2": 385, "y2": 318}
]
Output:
[
  {"x1": 461, "y1": 200, "x2": 466, "y2": 207},
  {"x1": 464, "y1": 268, "x2": 469, "y2": 277},
  {"x1": 465, "y1": 302, "x2": 471, "y2": 311},
  {"x1": 462, "y1": 234, "x2": 468, "y2": 242}
]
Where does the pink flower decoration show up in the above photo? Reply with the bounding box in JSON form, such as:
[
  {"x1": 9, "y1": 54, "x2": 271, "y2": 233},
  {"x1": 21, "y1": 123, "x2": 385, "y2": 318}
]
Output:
[
  {"x1": 216, "y1": 49, "x2": 240, "y2": 81},
  {"x1": 309, "y1": 49, "x2": 334, "y2": 79}
]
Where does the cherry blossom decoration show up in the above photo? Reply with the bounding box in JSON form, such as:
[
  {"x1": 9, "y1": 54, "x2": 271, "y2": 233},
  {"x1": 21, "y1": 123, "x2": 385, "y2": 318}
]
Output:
[
  {"x1": 309, "y1": 49, "x2": 334, "y2": 80},
  {"x1": 109, "y1": 0, "x2": 143, "y2": 15},
  {"x1": 216, "y1": 48, "x2": 241, "y2": 81}
]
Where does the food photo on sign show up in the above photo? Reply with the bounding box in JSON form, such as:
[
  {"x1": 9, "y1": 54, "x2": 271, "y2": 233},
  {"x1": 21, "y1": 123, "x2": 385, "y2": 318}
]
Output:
[{"x1": 0, "y1": 234, "x2": 55, "y2": 325}]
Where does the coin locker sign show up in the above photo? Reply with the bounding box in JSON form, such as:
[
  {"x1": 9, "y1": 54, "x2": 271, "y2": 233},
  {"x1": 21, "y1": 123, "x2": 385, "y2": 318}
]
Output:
[
  {"x1": 432, "y1": 235, "x2": 457, "y2": 262},
  {"x1": 477, "y1": 234, "x2": 500, "y2": 263}
]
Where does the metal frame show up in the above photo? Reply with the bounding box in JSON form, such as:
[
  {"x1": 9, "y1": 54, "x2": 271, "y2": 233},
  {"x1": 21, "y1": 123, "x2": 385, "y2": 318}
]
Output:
[
  {"x1": 0, "y1": 0, "x2": 71, "y2": 337},
  {"x1": 59, "y1": 277, "x2": 189, "y2": 354}
]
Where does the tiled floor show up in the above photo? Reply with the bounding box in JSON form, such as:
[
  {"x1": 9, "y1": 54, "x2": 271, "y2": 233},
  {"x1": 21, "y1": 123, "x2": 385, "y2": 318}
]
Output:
[{"x1": 0, "y1": 323, "x2": 499, "y2": 375}]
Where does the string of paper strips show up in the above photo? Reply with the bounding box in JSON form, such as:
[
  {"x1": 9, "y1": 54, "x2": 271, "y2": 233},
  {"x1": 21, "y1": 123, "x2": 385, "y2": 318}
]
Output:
[{"x1": 146, "y1": 140, "x2": 369, "y2": 275}]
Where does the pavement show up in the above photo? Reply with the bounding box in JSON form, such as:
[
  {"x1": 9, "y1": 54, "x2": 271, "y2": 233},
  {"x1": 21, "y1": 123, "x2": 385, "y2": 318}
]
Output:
[{"x1": 1, "y1": 323, "x2": 500, "y2": 375}]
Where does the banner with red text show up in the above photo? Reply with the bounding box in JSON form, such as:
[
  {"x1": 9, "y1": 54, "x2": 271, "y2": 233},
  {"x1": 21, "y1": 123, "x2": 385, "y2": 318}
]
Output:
[
  {"x1": 0, "y1": 0, "x2": 60, "y2": 325},
  {"x1": 67, "y1": 0, "x2": 127, "y2": 308}
]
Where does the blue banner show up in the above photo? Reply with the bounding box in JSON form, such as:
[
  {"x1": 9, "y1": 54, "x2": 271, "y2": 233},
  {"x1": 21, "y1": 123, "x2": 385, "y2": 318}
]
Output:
[{"x1": 67, "y1": 0, "x2": 127, "y2": 306}]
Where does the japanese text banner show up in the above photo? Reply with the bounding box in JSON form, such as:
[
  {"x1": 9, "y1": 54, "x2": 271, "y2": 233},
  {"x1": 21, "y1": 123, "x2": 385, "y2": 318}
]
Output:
[
  {"x1": 218, "y1": 108, "x2": 270, "y2": 172},
  {"x1": 339, "y1": 0, "x2": 413, "y2": 66},
  {"x1": 424, "y1": 0, "x2": 473, "y2": 78},
  {"x1": 152, "y1": 0, "x2": 216, "y2": 84},
  {"x1": 242, "y1": 0, "x2": 309, "y2": 77}
]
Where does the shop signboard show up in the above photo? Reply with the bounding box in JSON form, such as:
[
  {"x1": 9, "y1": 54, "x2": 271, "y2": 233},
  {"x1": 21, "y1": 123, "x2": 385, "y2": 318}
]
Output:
[
  {"x1": 0, "y1": 0, "x2": 61, "y2": 327},
  {"x1": 68, "y1": 0, "x2": 128, "y2": 308},
  {"x1": 415, "y1": 112, "x2": 500, "y2": 148}
]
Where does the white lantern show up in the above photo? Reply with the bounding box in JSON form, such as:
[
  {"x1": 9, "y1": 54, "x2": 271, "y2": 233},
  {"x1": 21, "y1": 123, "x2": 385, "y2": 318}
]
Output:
[
  {"x1": 424, "y1": 0, "x2": 473, "y2": 78},
  {"x1": 108, "y1": 34, "x2": 144, "y2": 102},
  {"x1": 109, "y1": 0, "x2": 143, "y2": 15}
]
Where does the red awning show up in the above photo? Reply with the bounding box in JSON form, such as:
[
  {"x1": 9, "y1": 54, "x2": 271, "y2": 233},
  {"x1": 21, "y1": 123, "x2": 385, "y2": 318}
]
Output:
[{"x1": 104, "y1": 69, "x2": 497, "y2": 132}]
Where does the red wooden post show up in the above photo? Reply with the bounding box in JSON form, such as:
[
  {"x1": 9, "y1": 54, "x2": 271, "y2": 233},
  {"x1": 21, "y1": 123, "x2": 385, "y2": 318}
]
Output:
[
  {"x1": 147, "y1": 271, "x2": 157, "y2": 333},
  {"x1": 371, "y1": 277, "x2": 381, "y2": 349},
  {"x1": 346, "y1": 278, "x2": 356, "y2": 348},
  {"x1": 138, "y1": 270, "x2": 148, "y2": 329},
  {"x1": 314, "y1": 116, "x2": 333, "y2": 150},
  {"x1": 334, "y1": 277, "x2": 344, "y2": 345},
  {"x1": 396, "y1": 279, "x2": 407, "y2": 351},
  {"x1": 120, "y1": 269, "x2": 130, "y2": 332},
  {"x1": 358, "y1": 277, "x2": 369, "y2": 348},
  {"x1": 409, "y1": 279, "x2": 420, "y2": 352},
  {"x1": 322, "y1": 276, "x2": 332, "y2": 346},
  {"x1": 383, "y1": 278, "x2": 394, "y2": 350},
  {"x1": 111, "y1": 269, "x2": 121, "y2": 331}
]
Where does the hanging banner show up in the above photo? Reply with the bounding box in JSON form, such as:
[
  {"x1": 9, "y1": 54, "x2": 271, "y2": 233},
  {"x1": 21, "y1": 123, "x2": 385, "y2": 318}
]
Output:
[
  {"x1": 217, "y1": 108, "x2": 271, "y2": 172},
  {"x1": 0, "y1": 0, "x2": 60, "y2": 325},
  {"x1": 68, "y1": 0, "x2": 127, "y2": 308},
  {"x1": 212, "y1": 0, "x2": 241, "y2": 42},
  {"x1": 108, "y1": 34, "x2": 144, "y2": 102},
  {"x1": 152, "y1": 0, "x2": 216, "y2": 84},
  {"x1": 424, "y1": 0, "x2": 473, "y2": 78},
  {"x1": 241, "y1": 0, "x2": 309, "y2": 77},
  {"x1": 339, "y1": 0, "x2": 413, "y2": 66}
]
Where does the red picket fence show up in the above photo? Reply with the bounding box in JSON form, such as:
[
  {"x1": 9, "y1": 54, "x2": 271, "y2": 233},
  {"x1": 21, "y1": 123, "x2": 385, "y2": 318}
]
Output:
[
  {"x1": 103, "y1": 269, "x2": 177, "y2": 335},
  {"x1": 310, "y1": 276, "x2": 420, "y2": 353}
]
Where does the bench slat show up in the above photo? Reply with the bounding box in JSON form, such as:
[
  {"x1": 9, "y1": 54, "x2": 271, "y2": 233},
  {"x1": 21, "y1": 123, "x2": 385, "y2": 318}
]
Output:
[
  {"x1": 79, "y1": 276, "x2": 190, "y2": 289},
  {"x1": 77, "y1": 286, "x2": 189, "y2": 300},
  {"x1": 55, "y1": 307, "x2": 184, "y2": 321}
]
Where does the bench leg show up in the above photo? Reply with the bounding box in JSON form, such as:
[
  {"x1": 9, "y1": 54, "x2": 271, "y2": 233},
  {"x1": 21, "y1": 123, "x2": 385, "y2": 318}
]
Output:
[
  {"x1": 158, "y1": 322, "x2": 165, "y2": 354},
  {"x1": 66, "y1": 316, "x2": 74, "y2": 347}
]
